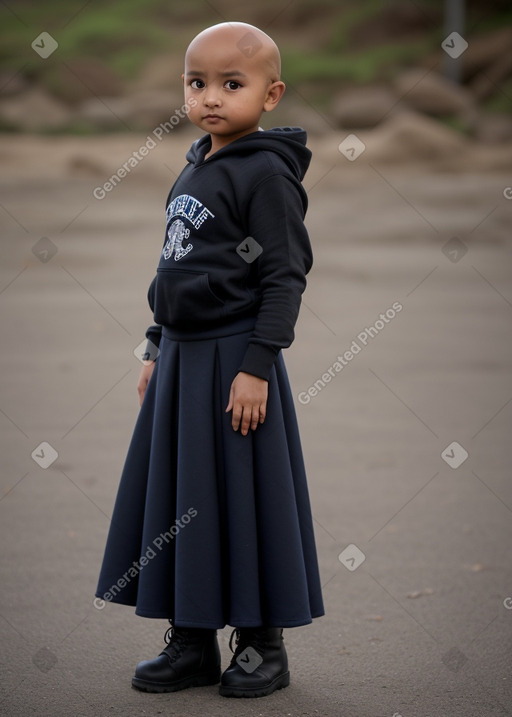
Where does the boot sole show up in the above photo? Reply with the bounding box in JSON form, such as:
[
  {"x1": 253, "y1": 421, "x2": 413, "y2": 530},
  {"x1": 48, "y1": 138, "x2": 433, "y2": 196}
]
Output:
[
  {"x1": 132, "y1": 668, "x2": 220, "y2": 693},
  {"x1": 219, "y1": 671, "x2": 290, "y2": 698}
]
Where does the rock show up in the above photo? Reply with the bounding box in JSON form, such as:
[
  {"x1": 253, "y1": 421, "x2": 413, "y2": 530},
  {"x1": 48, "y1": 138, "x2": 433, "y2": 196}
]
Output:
[
  {"x1": 0, "y1": 70, "x2": 29, "y2": 96},
  {"x1": 67, "y1": 155, "x2": 107, "y2": 176},
  {"x1": 460, "y1": 27, "x2": 512, "y2": 80},
  {"x1": 0, "y1": 86, "x2": 71, "y2": 131},
  {"x1": 473, "y1": 113, "x2": 512, "y2": 144},
  {"x1": 128, "y1": 53, "x2": 184, "y2": 94},
  {"x1": 365, "y1": 111, "x2": 467, "y2": 164},
  {"x1": 469, "y1": 50, "x2": 512, "y2": 102},
  {"x1": 265, "y1": 98, "x2": 331, "y2": 136},
  {"x1": 394, "y1": 68, "x2": 473, "y2": 116},
  {"x1": 49, "y1": 58, "x2": 124, "y2": 105},
  {"x1": 77, "y1": 90, "x2": 189, "y2": 131},
  {"x1": 78, "y1": 96, "x2": 132, "y2": 130},
  {"x1": 407, "y1": 588, "x2": 434, "y2": 599},
  {"x1": 124, "y1": 90, "x2": 189, "y2": 130},
  {"x1": 349, "y1": 2, "x2": 440, "y2": 49},
  {"x1": 77, "y1": 90, "x2": 190, "y2": 131},
  {"x1": 332, "y1": 85, "x2": 400, "y2": 128}
]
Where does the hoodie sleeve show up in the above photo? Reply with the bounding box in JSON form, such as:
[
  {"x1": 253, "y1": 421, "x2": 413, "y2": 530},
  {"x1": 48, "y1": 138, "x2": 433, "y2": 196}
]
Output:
[
  {"x1": 238, "y1": 173, "x2": 313, "y2": 380},
  {"x1": 143, "y1": 276, "x2": 162, "y2": 360},
  {"x1": 144, "y1": 324, "x2": 162, "y2": 360}
]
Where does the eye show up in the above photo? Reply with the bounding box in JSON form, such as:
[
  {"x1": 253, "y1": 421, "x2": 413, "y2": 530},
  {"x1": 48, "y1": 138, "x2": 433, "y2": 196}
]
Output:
[
  {"x1": 190, "y1": 79, "x2": 205, "y2": 89},
  {"x1": 224, "y1": 80, "x2": 241, "y2": 90}
]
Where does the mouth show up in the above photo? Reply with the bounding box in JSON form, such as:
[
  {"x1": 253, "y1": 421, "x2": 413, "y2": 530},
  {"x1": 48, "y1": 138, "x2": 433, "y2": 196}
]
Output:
[{"x1": 203, "y1": 114, "x2": 223, "y2": 121}]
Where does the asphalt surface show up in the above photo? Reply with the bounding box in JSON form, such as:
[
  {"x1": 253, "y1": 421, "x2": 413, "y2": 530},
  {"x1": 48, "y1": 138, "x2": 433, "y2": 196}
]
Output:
[{"x1": 0, "y1": 133, "x2": 511, "y2": 716}]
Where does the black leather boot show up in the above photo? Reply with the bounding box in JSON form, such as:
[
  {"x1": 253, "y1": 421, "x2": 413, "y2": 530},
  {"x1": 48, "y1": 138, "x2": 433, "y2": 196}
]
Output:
[
  {"x1": 132, "y1": 623, "x2": 221, "y2": 693},
  {"x1": 219, "y1": 627, "x2": 289, "y2": 698}
]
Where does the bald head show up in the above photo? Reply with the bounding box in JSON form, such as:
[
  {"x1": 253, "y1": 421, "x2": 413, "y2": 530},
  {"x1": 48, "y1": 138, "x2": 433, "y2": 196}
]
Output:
[
  {"x1": 182, "y1": 22, "x2": 286, "y2": 151},
  {"x1": 185, "y1": 22, "x2": 281, "y2": 82}
]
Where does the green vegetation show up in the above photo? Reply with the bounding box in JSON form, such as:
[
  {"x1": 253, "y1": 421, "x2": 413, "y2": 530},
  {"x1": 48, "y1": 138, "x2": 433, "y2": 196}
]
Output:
[
  {"x1": 1, "y1": 0, "x2": 172, "y2": 76},
  {"x1": 1, "y1": 0, "x2": 510, "y2": 134},
  {"x1": 0, "y1": 0, "x2": 442, "y2": 85},
  {"x1": 281, "y1": 37, "x2": 438, "y2": 86}
]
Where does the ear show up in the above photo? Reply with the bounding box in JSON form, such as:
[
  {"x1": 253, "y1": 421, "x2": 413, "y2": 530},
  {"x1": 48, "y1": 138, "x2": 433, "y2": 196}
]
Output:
[
  {"x1": 263, "y1": 81, "x2": 286, "y2": 113},
  {"x1": 181, "y1": 73, "x2": 185, "y2": 85}
]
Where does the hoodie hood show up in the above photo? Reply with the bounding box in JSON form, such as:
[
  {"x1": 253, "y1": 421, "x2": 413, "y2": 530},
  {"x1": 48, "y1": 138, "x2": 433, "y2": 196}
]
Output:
[{"x1": 186, "y1": 127, "x2": 311, "y2": 181}]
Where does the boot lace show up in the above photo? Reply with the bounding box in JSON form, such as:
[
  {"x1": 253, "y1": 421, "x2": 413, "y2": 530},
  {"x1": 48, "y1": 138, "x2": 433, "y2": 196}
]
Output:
[
  {"x1": 162, "y1": 620, "x2": 188, "y2": 662},
  {"x1": 228, "y1": 628, "x2": 240, "y2": 654},
  {"x1": 228, "y1": 628, "x2": 268, "y2": 659}
]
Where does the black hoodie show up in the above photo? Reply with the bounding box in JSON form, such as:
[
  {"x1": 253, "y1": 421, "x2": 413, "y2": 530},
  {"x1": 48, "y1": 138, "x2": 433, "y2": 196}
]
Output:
[{"x1": 145, "y1": 127, "x2": 313, "y2": 380}]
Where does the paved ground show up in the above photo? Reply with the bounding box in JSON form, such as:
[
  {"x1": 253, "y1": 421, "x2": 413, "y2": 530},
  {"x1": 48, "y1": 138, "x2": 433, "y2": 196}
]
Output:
[{"x1": 0, "y1": 132, "x2": 511, "y2": 716}]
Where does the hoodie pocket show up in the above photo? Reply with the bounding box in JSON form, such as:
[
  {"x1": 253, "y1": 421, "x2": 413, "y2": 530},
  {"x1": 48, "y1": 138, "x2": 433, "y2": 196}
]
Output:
[{"x1": 151, "y1": 268, "x2": 225, "y2": 327}]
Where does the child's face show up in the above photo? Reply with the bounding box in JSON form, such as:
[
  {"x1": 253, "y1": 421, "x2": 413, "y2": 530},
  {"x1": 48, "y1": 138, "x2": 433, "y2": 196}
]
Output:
[{"x1": 183, "y1": 27, "x2": 284, "y2": 150}]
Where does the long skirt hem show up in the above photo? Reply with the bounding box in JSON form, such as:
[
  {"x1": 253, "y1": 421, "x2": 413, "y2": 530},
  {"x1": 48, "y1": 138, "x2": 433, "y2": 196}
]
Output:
[{"x1": 95, "y1": 593, "x2": 324, "y2": 627}]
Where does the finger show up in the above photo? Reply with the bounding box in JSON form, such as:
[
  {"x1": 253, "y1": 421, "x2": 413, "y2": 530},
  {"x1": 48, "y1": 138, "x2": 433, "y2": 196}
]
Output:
[
  {"x1": 225, "y1": 387, "x2": 234, "y2": 413},
  {"x1": 240, "y1": 405, "x2": 253, "y2": 436},
  {"x1": 231, "y1": 401, "x2": 242, "y2": 431},
  {"x1": 250, "y1": 407, "x2": 260, "y2": 432},
  {"x1": 259, "y1": 401, "x2": 266, "y2": 424}
]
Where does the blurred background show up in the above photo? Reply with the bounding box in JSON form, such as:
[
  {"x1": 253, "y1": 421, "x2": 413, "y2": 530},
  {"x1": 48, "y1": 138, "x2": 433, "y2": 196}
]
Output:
[
  {"x1": 1, "y1": 0, "x2": 511, "y2": 140},
  {"x1": 1, "y1": 2, "x2": 511, "y2": 716}
]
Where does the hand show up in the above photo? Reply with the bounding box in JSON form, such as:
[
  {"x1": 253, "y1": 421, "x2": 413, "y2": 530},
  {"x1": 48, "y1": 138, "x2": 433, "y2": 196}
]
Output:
[
  {"x1": 137, "y1": 361, "x2": 156, "y2": 406},
  {"x1": 226, "y1": 371, "x2": 268, "y2": 436}
]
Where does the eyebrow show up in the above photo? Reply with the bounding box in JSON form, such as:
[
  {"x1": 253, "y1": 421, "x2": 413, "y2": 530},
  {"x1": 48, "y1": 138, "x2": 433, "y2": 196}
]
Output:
[{"x1": 185, "y1": 70, "x2": 248, "y2": 78}]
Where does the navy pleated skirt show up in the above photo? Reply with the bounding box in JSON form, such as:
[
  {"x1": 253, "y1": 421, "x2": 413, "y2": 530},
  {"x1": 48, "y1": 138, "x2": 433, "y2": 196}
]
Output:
[{"x1": 95, "y1": 318, "x2": 324, "y2": 628}]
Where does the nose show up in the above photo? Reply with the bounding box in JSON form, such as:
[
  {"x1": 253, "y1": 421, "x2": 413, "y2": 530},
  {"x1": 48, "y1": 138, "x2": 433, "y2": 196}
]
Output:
[{"x1": 203, "y1": 87, "x2": 221, "y2": 109}]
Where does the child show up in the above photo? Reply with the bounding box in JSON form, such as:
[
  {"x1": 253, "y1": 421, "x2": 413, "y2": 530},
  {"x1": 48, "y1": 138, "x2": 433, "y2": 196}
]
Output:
[{"x1": 95, "y1": 20, "x2": 324, "y2": 699}]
